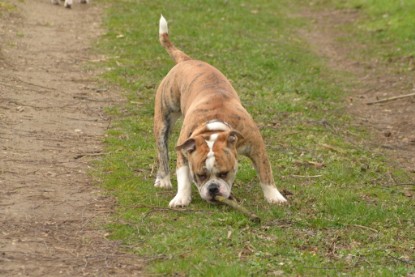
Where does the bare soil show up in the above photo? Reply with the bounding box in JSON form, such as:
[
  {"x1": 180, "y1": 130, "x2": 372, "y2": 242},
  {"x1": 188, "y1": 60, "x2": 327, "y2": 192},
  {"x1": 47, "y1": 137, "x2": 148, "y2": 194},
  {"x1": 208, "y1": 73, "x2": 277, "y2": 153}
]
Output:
[
  {"x1": 0, "y1": 1, "x2": 142, "y2": 276},
  {"x1": 302, "y1": 8, "x2": 415, "y2": 173}
]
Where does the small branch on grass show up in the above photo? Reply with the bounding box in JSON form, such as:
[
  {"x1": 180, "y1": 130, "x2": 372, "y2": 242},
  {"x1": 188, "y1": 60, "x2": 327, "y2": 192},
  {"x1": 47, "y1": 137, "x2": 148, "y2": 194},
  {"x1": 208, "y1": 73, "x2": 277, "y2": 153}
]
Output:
[
  {"x1": 386, "y1": 253, "x2": 414, "y2": 265},
  {"x1": 143, "y1": 254, "x2": 171, "y2": 262},
  {"x1": 395, "y1": 183, "x2": 415, "y2": 186},
  {"x1": 291, "y1": 174, "x2": 322, "y2": 178},
  {"x1": 302, "y1": 266, "x2": 345, "y2": 270},
  {"x1": 352, "y1": 224, "x2": 378, "y2": 233},
  {"x1": 366, "y1": 92, "x2": 415, "y2": 105},
  {"x1": 319, "y1": 143, "x2": 346, "y2": 154},
  {"x1": 386, "y1": 172, "x2": 415, "y2": 186},
  {"x1": 214, "y1": 195, "x2": 261, "y2": 223}
]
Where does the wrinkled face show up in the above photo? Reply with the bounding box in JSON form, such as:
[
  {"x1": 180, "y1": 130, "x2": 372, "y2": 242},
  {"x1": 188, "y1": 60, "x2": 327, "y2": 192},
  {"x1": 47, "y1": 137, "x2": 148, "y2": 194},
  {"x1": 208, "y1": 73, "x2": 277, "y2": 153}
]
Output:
[{"x1": 177, "y1": 131, "x2": 241, "y2": 202}]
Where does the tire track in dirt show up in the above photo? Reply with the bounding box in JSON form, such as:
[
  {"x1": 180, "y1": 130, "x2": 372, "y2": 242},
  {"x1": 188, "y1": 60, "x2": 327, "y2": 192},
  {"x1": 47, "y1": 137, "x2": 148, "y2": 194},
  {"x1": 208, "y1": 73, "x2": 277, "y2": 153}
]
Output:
[
  {"x1": 0, "y1": 1, "x2": 142, "y2": 275},
  {"x1": 302, "y1": 8, "x2": 415, "y2": 173}
]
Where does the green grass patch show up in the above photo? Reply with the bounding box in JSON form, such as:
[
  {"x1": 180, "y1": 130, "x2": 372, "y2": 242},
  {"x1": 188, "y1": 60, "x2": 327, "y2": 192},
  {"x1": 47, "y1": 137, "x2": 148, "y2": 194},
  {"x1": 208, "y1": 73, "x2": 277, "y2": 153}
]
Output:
[
  {"x1": 0, "y1": 1, "x2": 17, "y2": 16},
  {"x1": 94, "y1": 0, "x2": 415, "y2": 275}
]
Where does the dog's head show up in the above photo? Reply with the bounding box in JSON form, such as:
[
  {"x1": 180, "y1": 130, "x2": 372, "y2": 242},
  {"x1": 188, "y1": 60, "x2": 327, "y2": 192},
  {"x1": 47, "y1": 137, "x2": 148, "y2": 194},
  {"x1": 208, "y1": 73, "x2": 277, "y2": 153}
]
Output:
[{"x1": 176, "y1": 130, "x2": 243, "y2": 202}]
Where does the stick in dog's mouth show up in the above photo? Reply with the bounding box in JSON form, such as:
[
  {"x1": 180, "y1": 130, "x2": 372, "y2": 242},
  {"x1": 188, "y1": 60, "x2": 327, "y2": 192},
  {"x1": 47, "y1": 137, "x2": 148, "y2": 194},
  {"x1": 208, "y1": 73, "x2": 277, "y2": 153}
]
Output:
[{"x1": 213, "y1": 195, "x2": 261, "y2": 223}]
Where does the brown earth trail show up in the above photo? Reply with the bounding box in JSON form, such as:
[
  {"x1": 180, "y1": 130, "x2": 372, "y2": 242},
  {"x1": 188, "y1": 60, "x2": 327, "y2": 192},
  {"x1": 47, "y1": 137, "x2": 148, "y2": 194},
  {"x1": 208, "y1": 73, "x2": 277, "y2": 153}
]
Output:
[
  {"x1": 0, "y1": 1, "x2": 142, "y2": 275},
  {"x1": 302, "y1": 8, "x2": 415, "y2": 173}
]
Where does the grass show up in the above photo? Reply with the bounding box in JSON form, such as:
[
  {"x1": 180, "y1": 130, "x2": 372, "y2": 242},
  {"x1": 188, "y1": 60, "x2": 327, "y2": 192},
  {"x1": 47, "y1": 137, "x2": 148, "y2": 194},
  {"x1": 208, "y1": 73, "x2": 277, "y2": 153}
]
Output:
[
  {"x1": 0, "y1": 1, "x2": 17, "y2": 15},
  {"x1": 94, "y1": 0, "x2": 415, "y2": 275}
]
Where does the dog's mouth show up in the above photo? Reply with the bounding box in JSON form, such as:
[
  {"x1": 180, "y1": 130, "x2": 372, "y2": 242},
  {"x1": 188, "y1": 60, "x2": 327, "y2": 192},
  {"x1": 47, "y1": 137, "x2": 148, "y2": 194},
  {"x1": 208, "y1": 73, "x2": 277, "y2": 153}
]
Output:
[
  {"x1": 204, "y1": 189, "x2": 223, "y2": 203},
  {"x1": 201, "y1": 190, "x2": 229, "y2": 203},
  {"x1": 208, "y1": 191, "x2": 238, "y2": 203}
]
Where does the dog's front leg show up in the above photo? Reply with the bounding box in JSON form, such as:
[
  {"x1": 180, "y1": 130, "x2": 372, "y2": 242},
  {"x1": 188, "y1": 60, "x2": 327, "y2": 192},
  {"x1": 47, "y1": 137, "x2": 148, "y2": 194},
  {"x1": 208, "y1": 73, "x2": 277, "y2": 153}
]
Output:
[
  {"x1": 248, "y1": 141, "x2": 287, "y2": 204},
  {"x1": 169, "y1": 155, "x2": 192, "y2": 207}
]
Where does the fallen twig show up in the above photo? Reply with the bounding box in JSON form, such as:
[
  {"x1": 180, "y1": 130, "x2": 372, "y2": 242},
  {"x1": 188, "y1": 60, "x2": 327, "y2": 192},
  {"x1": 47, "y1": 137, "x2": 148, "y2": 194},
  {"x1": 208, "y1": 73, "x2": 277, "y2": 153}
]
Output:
[
  {"x1": 319, "y1": 143, "x2": 346, "y2": 153},
  {"x1": 396, "y1": 183, "x2": 415, "y2": 186},
  {"x1": 291, "y1": 174, "x2": 322, "y2": 178},
  {"x1": 352, "y1": 224, "x2": 378, "y2": 233},
  {"x1": 366, "y1": 92, "x2": 415, "y2": 105},
  {"x1": 15, "y1": 76, "x2": 56, "y2": 91},
  {"x1": 74, "y1": 152, "x2": 108, "y2": 159},
  {"x1": 73, "y1": 95, "x2": 112, "y2": 102},
  {"x1": 214, "y1": 195, "x2": 261, "y2": 223},
  {"x1": 386, "y1": 253, "x2": 414, "y2": 265}
]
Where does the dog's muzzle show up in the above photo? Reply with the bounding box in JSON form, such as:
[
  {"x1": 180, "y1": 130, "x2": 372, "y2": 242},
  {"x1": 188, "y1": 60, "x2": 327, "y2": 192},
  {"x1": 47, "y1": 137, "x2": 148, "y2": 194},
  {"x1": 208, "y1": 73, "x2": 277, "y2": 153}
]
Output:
[{"x1": 199, "y1": 179, "x2": 231, "y2": 202}]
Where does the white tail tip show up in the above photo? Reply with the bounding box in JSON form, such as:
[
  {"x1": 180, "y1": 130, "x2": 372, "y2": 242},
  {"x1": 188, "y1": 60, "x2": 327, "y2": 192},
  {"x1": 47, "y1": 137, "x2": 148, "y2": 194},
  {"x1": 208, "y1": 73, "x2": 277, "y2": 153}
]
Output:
[{"x1": 159, "y1": 15, "x2": 168, "y2": 35}]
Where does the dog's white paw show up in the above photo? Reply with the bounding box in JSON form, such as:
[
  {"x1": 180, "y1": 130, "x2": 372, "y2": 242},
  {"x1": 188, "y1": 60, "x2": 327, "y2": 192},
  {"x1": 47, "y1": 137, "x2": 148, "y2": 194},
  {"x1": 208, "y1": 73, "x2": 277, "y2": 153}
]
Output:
[
  {"x1": 266, "y1": 193, "x2": 287, "y2": 204},
  {"x1": 169, "y1": 193, "x2": 191, "y2": 208},
  {"x1": 154, "y1": 174, "x2": 172, "y2": 189},
  {"x1": 262, "y1": 185, "x2": 287, "y2": 204}
]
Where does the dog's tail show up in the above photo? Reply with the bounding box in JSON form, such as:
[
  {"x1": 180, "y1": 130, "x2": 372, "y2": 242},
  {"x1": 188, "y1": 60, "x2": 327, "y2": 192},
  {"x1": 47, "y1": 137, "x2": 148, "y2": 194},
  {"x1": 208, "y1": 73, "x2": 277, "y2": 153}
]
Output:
[{"x1": 159, "y1": 15, "x2": 192, "y2": 64}]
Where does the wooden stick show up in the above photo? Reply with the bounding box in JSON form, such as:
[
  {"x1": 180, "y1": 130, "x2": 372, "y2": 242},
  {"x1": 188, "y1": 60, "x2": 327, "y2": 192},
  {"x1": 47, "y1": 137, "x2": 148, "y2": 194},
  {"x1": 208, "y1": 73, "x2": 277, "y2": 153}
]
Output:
[
  {"x1": 214, "y1": 195, "x2": 261, "y2": 223},
  {"x1": 291, "y1": 174, "x2": 322, "y2": 178},
  {"x1": 366, "y1": 92, "x2": 415, "y2": 105}
]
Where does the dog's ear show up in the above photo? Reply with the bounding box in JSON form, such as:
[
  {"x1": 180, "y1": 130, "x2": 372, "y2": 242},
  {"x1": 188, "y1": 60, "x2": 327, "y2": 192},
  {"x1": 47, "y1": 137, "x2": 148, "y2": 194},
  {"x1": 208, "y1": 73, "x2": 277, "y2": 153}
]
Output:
[
  {"x1": 227, "y1": 130, "x2": 244, "y2": 146},
  {"x1": 176, "y1": 138, "x2": 196, "y2": 156}
]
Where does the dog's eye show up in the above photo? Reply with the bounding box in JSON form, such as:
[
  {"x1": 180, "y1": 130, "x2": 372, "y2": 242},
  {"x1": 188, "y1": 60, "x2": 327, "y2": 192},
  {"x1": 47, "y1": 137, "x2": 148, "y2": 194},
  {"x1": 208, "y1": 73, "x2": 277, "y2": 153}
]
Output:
[
  {"x1": 197, "y1": 174, "x2": 207, "y2": 182},
  {"x1": 218, "y1": 172, "x2": 228, "y2": 179}
]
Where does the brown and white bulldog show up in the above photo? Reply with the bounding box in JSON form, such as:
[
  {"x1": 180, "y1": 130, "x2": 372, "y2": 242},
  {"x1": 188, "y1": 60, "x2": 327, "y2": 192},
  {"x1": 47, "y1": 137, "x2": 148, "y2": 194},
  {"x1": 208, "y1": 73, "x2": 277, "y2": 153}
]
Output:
[{"x1": 154, "y1": 16, "x2": 287, "y2": 207}]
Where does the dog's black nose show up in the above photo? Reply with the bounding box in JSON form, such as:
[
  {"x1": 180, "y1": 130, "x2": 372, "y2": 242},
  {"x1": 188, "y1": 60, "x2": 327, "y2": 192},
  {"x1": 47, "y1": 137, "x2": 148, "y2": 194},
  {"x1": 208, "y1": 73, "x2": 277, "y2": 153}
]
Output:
[{"x1": 208, "y1": 183, "x2": 219, "y2": 196}]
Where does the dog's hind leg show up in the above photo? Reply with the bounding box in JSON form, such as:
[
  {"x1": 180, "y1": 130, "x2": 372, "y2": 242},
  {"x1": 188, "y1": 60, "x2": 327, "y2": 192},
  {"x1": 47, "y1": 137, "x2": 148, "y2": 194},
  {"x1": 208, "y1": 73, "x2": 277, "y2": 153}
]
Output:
[
  {"x1": 153, "y1": 113, "x2": 174, "y2": 189},
  {"x1": 153, "y1": 81, "x2": 181, "y2": 189}
]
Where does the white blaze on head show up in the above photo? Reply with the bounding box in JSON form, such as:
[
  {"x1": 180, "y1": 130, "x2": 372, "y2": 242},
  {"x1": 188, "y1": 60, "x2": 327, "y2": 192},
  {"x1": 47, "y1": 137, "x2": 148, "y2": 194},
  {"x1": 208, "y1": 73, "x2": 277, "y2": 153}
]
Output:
[
  {"x1": 205, "y1": 134, "x2": 218, "y2": 171},
  {"x1": 206, "y1": 121, "x2": 229, "y2": 132}
]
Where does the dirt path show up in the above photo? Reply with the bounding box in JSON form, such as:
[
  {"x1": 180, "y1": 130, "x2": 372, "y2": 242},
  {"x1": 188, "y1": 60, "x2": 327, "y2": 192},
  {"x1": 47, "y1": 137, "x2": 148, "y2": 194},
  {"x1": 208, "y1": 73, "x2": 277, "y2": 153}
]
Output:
[
  {"x1": 0, "y1": 1, "x2": 142, "y2": 275},
  {"x1": 302, "y1": 8, "x2": 415, "y2": 173}
]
